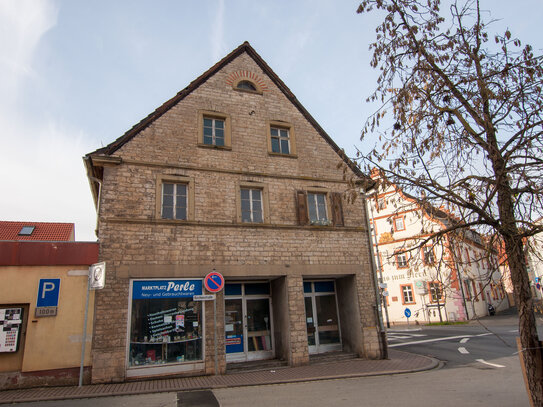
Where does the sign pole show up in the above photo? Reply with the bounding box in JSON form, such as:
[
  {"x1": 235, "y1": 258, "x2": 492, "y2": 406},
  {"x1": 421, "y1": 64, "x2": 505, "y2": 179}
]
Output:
[
  {"x1": 78, "y1": 269, "x2": 91, "y2": 387},
  {"x1": 214, "y1": 297, "x2": 218, "y2": 375}
]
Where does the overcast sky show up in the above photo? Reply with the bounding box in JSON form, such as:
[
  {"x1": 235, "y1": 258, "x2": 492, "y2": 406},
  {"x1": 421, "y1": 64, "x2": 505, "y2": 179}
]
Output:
[{"x1": 1, "y1": 0, "x2": 541, "y2": 241}]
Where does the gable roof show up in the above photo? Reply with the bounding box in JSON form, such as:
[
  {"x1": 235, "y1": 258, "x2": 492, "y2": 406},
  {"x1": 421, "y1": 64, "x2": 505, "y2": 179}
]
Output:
[
  {"x1": 85, "y1": 41, "x2": 363, "y2": 178},
  {"x1": 0, "y1": 221, "x2": 75, "y2": 241}
]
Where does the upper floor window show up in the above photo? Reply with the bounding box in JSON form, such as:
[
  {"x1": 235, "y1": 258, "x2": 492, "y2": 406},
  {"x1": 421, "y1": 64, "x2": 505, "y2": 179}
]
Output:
[
  {"x1": 376, "y1": 197, "x2": 386, "y2": 211},
  {"x1": 422, "y1": 245, "x2": 435, "y2": 265},
  {"x1": 203, "y1": 117, "x2": 225, "y2": 146},
  {"x1": 393, "y1": 216, "x2": 405, "y2": 231},
  {"x1": 156, "y1": 175, "x2": 195, "y2": 221},
  {"x1": 296, "y1": 189, "x2": 344, "y2": 227},
  {"x1": 270, "y1": 127, "x2": 290, "y2": 154},
  {"x1": 162, "y1": 183, "x2": 187, "y2": 220},
  {"x1": 267, "y1": 120, "x2": 297, "y2": 156},
  {"x1": 401, "y1": 284, "x2": 415, "y2": 304},
  {"x1": 395, "y1": 251, "x2": 408, "y2": 268},
  {"x1": 307, "y1": 192, "x2": 328, "y2": 225},
  {"x1": 198, "y1": 111, "x2": 231, "y2": 149},
  {"x1": 237, "y1": 80, "x2": 257, "y2": 91},
  {"x1": 428, "y1": 281, "x2": 443, "y2": 303},
  {"x1": 241, "y1": 188, "x2": 263, "y2": 223}
]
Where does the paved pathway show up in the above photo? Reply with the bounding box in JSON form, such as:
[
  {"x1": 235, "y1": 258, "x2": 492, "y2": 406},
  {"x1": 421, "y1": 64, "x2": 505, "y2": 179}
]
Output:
[{"x1": 0, "y1": 350, "x2": 437, "y2": 404}]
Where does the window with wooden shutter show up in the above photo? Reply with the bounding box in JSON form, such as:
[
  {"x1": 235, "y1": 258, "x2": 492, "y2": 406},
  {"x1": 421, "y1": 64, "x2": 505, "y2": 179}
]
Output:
[
  {"x1": 296, "y1": 190, "x2": 309, "y2": 225},
  {"x1": 330, "y1": 192, "x2": 344, "y2": 226}
]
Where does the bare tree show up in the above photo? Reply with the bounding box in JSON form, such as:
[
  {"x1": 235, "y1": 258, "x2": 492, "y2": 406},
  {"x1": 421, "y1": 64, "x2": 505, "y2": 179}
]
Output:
[{"x1": 355, "y1": 0, "x2": 543, "y2": 403}]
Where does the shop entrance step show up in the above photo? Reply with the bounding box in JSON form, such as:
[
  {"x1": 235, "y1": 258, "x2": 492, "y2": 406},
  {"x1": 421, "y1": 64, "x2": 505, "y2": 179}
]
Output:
[
  {"x1": 309, "y1": 351, "x2": 358, "y2": 365},
  {"x1": 226, "y1": 359, "x2": 288, "y2": 374}
]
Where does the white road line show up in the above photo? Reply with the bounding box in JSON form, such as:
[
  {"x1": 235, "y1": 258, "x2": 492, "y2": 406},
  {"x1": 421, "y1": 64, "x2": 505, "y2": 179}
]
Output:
[
  {"x1": 458, "y1": 347, "x2": 470, "y2": 354},
  {"x1": 476, "y1": 359, "x2": 506, "y2": 368},
  {"x1": 460, "y1": 338, "x2": 470, "y2": 344},
  {"x1": 388, "y1": 333, "x2": 492, "y2": 348}
]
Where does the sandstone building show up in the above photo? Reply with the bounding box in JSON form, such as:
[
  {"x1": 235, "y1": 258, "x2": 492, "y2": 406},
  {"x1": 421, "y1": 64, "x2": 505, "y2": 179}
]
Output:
[{"x1": 84, "y1": 42, "x2": 383, "y2": 383}]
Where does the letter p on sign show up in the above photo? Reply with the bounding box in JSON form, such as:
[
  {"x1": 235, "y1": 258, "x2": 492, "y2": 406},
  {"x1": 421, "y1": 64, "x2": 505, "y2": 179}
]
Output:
[{"x1": 37, "y1": 279, "x2": 61, "y2": 307}]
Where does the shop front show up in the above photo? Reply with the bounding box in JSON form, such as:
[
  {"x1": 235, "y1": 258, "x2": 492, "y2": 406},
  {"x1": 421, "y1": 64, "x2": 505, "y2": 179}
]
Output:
[
  {"x1": 304, "y1": 280, "x2": 342, "y2": 354},
  {"x1": 127, "y1": 279, "x2": 205, "y2": 378},
  {"x1": 224, "y1": 282, "x2": 274, "y2": 363}
]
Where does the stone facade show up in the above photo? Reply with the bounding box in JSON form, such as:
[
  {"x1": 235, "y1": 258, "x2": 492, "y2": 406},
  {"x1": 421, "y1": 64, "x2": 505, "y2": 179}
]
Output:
[{"x1": 85, "y1": 42, "x2": 382, "y2": 383}]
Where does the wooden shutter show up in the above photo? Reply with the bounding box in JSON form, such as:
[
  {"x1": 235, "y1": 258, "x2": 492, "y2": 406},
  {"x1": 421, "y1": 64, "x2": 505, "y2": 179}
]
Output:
[
  {"x1": 331, "y1": 192, "x2": 344, "y2": 226},
  {"x1": 296, "y1": 190, "x2": 309, "y2": 225}
]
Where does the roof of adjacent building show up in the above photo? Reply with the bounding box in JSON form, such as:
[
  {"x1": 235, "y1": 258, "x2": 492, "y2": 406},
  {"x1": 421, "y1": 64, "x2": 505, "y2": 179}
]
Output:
[
  {"x1": 0, "y1": 241, "x2": 99, "y2": 266},
  {"x1": 0, "y1": 221, "x2": 75, "y2": 241}
]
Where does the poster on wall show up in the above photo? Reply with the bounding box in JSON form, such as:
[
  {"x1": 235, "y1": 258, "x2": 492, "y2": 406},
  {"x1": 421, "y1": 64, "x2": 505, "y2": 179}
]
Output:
[{"x1": 0, "y1": 308, "x2": 23, "y2": 353}]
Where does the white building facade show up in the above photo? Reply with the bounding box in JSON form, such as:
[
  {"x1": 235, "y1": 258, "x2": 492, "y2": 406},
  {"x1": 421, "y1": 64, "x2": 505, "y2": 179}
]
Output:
[{"x1": 367, "y1": 180, "x2": 509, "y2": 324}]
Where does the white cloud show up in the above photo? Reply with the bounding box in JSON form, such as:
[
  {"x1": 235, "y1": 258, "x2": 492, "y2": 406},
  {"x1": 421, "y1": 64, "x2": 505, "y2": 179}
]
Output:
[
  {"x1": 211, "y1": 0, "x2": 226, "y2": 61},
  {"x1": 0, "y1": 0, "x2": 98, "y2": 241},
  {"x1": 0, "y1": 0, "x2": 58, "y2": 111}
]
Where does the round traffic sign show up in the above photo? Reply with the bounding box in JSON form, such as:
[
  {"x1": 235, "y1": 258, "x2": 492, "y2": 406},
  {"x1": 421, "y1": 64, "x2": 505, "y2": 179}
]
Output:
[
  {"x1": 404, "y1": 308, "x2": 412, "y2": 318},
  {"x1": 204, "y1": 271, "x2": 224, "y2": 293}
]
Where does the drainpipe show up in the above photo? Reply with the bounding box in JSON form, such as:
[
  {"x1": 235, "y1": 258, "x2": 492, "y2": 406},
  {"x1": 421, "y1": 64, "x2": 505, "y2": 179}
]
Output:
[
  {"x1": 88, "y1": 175, "x2": 102, "y2": 239},
  {"x1": 361, "y1": 188, "x2": 388, "y2": 359}
]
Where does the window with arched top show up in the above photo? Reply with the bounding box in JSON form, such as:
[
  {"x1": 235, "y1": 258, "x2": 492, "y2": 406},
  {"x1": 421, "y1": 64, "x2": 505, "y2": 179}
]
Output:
[{"x1": 236, "y1": 80, "x2": 257, "y2": 91}]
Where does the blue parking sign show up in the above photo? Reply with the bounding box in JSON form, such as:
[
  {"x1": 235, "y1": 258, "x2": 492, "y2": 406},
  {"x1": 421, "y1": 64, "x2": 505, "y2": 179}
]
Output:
[{"x1": 37, "y1": 279, "x2": 61, "y2": 307}]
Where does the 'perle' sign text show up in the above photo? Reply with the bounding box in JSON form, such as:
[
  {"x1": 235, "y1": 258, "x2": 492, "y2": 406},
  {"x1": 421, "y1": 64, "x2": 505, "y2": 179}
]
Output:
[{"x1": 132, "y1": 279, "x2": 202, "y2": 299}]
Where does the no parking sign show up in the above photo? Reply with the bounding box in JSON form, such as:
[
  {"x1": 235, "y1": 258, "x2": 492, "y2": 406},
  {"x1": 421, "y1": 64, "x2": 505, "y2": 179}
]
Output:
[{"x1": 204, "y1": 271, "x2": 224, "y2": 293}]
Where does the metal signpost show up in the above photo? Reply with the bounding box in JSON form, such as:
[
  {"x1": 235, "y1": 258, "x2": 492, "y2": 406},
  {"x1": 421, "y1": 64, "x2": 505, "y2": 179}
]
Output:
[
  {"x1": 79, "y1": 262, "x2": 106, "y2": 387},
  {"x1": 404, "y1": 308, "x2": 412, "y2": 328},
  {"x1": 203, "y1": 270, "x2": 224, "y2": 375}
]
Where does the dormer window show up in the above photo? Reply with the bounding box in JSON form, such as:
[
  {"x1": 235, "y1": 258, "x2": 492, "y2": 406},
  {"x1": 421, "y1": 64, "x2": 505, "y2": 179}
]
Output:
[
  {"x1": 19, "y1": 226, "x2": 35, "y2": 236},
  {"x1": 237, "y1": 80, "x2": 257, "y2": 91}
]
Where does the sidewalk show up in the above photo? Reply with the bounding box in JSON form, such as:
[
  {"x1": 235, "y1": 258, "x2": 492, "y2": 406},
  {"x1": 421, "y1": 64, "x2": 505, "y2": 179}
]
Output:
[{"x1": 0, "y1": 350, "x2": 438, "y2": 404}]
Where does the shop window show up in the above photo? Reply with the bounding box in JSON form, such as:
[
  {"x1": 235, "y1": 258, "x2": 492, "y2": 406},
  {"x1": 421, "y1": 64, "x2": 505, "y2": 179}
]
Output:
[
  {"x1": 129, "y1": 279, "x2": 203, "y2": 368},
  {"x1": 198, "y1": 110, "x2": 231, "y2": 149}
]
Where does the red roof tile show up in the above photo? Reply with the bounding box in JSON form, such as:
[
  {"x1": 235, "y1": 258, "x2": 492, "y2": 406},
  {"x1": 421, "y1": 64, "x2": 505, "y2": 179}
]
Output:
[{"x1": 0, "y1": 221, "x2": 75, "y2": 241}]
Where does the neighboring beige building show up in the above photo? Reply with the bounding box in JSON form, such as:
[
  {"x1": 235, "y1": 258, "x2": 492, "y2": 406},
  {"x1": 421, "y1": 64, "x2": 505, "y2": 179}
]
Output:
[
  {"x1": 84, "y1": 42, "x2": 383, "y2": 383},
  {"x1": 367, "y1": 178, "x2": 508, "y2": 324},
  {"x1": 0, "y1": 222, "x2": 98, "y2": 389}
]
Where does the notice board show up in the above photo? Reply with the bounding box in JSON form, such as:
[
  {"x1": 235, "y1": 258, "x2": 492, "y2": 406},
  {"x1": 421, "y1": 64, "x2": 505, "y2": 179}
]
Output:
[{"x1": 0, "y1": 308, "x2": 23, "y2": 353}]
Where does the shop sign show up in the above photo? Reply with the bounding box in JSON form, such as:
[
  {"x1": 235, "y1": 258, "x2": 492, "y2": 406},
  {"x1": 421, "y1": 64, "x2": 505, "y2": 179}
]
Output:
[{"x1": 132, "y1": 280, "x2": 202, "y2": 299}]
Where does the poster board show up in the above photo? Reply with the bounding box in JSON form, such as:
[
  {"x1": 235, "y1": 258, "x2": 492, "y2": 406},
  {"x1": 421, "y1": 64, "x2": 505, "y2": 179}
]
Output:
[{"x1": 0, "y1": 308, "x2": 23, "y2": 353}]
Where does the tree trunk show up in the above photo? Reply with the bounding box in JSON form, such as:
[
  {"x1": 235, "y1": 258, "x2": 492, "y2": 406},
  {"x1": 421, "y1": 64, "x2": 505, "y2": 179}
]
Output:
[{"x1": 504, "y1": 234, "x2": 543, "y2": 406}]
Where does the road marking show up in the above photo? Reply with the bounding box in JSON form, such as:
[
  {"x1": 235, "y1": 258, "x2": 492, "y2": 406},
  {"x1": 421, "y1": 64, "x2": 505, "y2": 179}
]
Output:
[
  {"x1": 476, "y1": 359, "x2": 505, "y2": 368},
  {"x1": 458, "y1": 347, "x2": 470, "y2": 354},
  {"x1": 389, "y1": 333, "x2": 492, "y2": 348},
  {"x1": 460, "y1": 338, "x2": 470, "y2": 344}
]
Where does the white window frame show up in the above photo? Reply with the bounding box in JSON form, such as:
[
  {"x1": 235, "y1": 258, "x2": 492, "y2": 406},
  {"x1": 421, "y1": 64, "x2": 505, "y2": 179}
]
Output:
[
  {"x1": 307, "y1": 192, "x2": 329, "y2": 224},
  {"x1": 161, "y1": 182, "x2": 188, "y2": 220},
  {"x1": 270, "y1": 127, "x2": 290, "y2": 154},
  {"x1": 240, "y1": 187, "x2": 263, "y2": 223},
  {"x1": 203, "y1": 117, "x2": 225, "y2": 146},
  {"x1": 401, "y1": 285, "x2": 414, "y2": 304}
]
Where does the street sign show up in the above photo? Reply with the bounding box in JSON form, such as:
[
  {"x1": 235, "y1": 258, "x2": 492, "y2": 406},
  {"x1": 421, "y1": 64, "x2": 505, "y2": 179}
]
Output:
[
  {"x1": 194, "y1": 294, "x2": 216, "y2": 301},
  {"x1": 37, "y1": 279, "x2": 60, "y2": 308},
  {"x1": 404, "y1": 308, "x2": 412, "y2": 318},
  {"x1": 204, "y1": 271, "x2": 225, "y2": 293}
]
